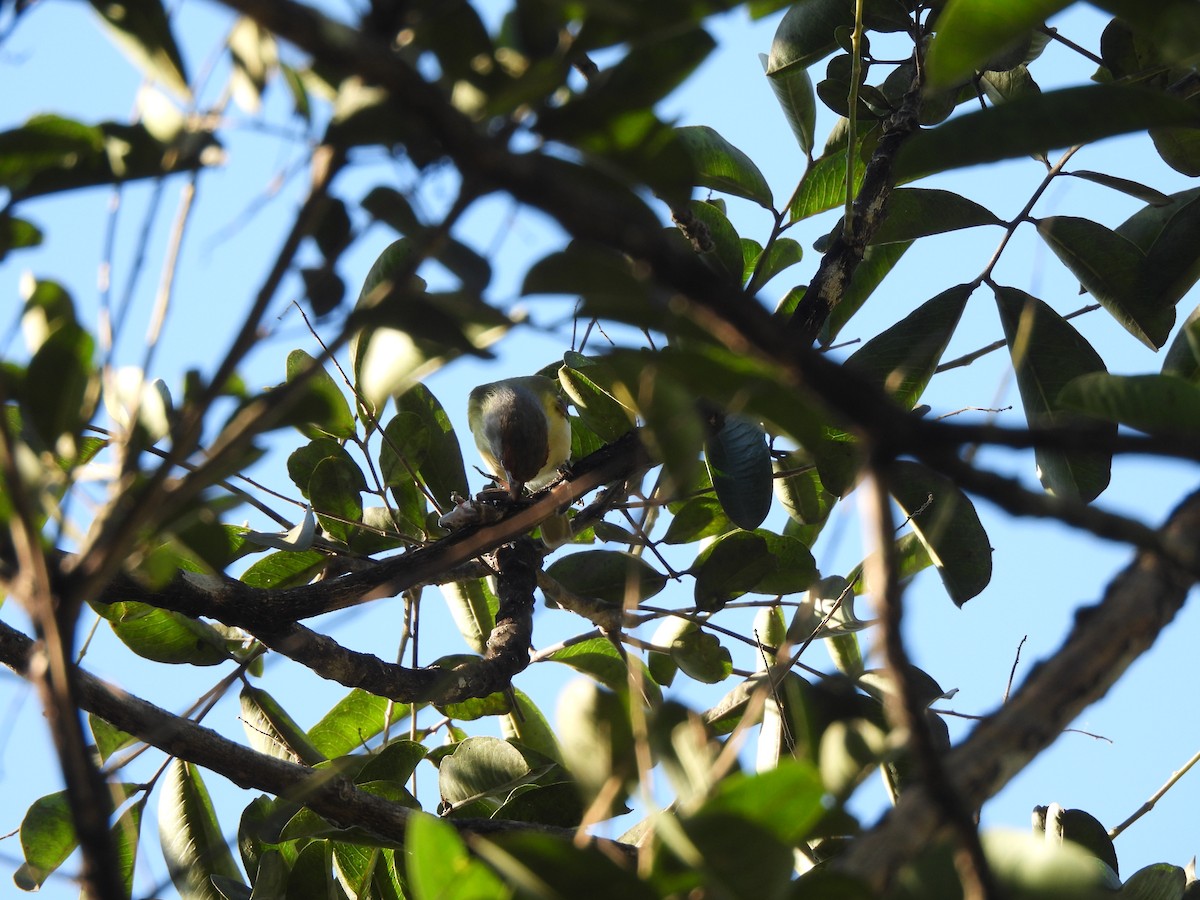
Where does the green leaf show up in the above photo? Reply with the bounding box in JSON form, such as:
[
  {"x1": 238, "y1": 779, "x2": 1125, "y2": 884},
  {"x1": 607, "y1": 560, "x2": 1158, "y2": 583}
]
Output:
[
  {"x1": 88, "y1": 0, "x2": 191, "y2": 99},
  {"x1": 285, "y1": 349, "x2": 356, "y2": 439},
  {"x1": 307, "y1": 689, "x2": 414, "y2": 759},
  {"x1": 995, "y1": 286, "x2": 1115, "y2": 501},
  {"x1": 558, "y1": 354, "x2": 637, "y2": 443},
  {"x1": 438, "y1": 736, "x2": 534, "y2": 812},
  {"x1": 895, "y1": 85, "x2": 1200, "y2": 183},
  {"x1": 378, "y1": 411, "x2": 429, "y2": 489},
  {"x1": 16, "y1": 787, "x2": 141, "y2": 891},
  {"x1": 0, "y1": 212, "x2": 43, "y2": 261},
  {"x1": 692, "y1": 531, "x2": 776, "y2": 612},
  {"x1": 240, "y1": 686, "x2": 326, "y2": 765},
  {"x1": 681, "y1": 199, "x2": 746, "y2": 281},
  {"x1": 543, "y1": 637, "x2": 662, "y2": 704},
  {"x1": 1037, "y1": 216, "x2": 1173, "y2": 349},
  {"x1": 790, "y1": 137, "x2": 868, "y2": 221},
  {"x1": 744, "y1": 236, "x2": 804, "y2": 290},
  {"x1": 23, "y1": 321, "x2": 95, "y2": 451},
  {"x1": 750, "y1": 530, "x2": 819, "y2": 595},
  {"x1": 675, "y1": 125, "x2": 774, "y2": 209},
  {"x1": 762, "y1": 53, "x2": 817, "y2": 156},
  {"x1": 89, "y1": 714, "x2": 136, "y2": 763},
  {"x1": 396, "y1": 383, "x2": 471, "y2": 508},
  {"x1": 1118, "y1": 190, "x2": 1200, "y2": 322},
  {"x1": 698, "y1": 761, "x2": 825, "y2": 845},
  {"x1": 774, "y1": 451, "x2": 836, "y2": 536},
  {"x1": 924, "y1": 0, "x2": 1071, "y2": 90},
  {"x1": 1065, "y1": 170, "x2": 1173, "y2": 206},
  {"x1": 440, "y1": 577, "x2": 497, "y2": 655},
  {"x1": 501, "y1": 688, "x2": 563, "y2": 764},
  {"x1": 889, "y1": 461, "x2": 993, "y2": 606},
  {"x1": 545, "y1": 550, "x2": 667, "y2": 606},
  {"x1": 307, "y1": 455, "x2": 364, "y2": 543},
  {"x1": 651, "y1": 616, "x2": 734, "y2": 684},
  {"x1": 1121, "y1": 864, "x2": 1186, "y2": 900},
  {"x1": 871, "y1": 188, "x2": 1002, "y2": 245},
  {"x1": 239, "y1": 548, "x2": 326, "y2": 589},
  {"x1": 286, "y1": 437, "x2": 364, "y2": 500},
  {"x1": 705, "y1": 415, "x2": 772, "y2": 531},
  {"x1": 1034, "y1": 807, "x2": 1119, "y2": 877},
  {"x1": 663, "y1": 495, "x2": 736, "y2": 545},
  {"x1": 160, "y1": 760, "x2": 244, "y2": 900},
  {"x1": 406, "y1": 812, "x2": 508, "y2": 900},
  {"x1": 0, "y1": 116, "x2": 216, "y2": 200},
  {"x1": 1162, "y1": 304, "x2": 1200, "y2": 381},
  {"x1": 766, "y1": 0, "x2": 855, "y2": 74},
  {"x1": 556, "y1": 680, "x2": 636, "y2": 809},
  {"x1": 15, "y1": 792, "x2": 76, "y2": 890},
  {"x1": 1059, "y1": 373, "x2": 1200, "y2": 438},
  {"x1": 94, "y1": 600, "x2": 231, "y2": 665},
  {"x1": 845, "y1": 283, "x2": 973, "y2": 408}
]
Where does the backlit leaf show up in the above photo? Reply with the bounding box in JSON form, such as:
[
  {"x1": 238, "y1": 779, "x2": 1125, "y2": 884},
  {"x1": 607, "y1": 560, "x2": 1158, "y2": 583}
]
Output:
[
  {"x1": 676, "y1": 125, "x2": 774, "y2": 209},
  {"x1": 995, "y1": 286, "x2": 1114, "y2": 501},
  {"x1": 889, "y1": 460, "x2": 993, "y2": 606}
]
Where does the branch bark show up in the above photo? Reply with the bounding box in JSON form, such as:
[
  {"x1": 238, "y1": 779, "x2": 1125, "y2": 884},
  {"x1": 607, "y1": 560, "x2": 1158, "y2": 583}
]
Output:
[{"x1": 837, "y1": 488, "x2": 1200, "y2": 890}]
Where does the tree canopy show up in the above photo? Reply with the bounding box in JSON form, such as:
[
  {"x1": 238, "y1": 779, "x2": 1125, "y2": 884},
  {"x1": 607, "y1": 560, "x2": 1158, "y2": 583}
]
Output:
[{"x1": 2, "y1": 1, "x2": 1200, "y2": 899}]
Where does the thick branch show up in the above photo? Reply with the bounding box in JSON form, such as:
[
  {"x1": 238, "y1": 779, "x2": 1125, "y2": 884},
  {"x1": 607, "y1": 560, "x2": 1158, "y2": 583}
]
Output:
[{"x1": 836, "y1": 488, "x2": 1200, "y2": 890}]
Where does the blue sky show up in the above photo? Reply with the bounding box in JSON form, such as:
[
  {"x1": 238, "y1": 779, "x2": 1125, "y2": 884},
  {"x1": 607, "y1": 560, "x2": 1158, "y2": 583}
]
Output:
[{"x1": 2, "y1": 1, "x2": 1198, "y2": 896}]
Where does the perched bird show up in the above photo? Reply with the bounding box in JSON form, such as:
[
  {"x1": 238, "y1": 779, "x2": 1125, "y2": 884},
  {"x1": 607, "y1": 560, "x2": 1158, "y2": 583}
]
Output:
[{"x1": 467, "y1": 375, "x2": 572, "y2": 546}]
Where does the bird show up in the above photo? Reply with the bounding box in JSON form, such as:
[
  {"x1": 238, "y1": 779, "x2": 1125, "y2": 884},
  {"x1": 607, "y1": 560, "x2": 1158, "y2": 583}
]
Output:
[{"x1": 467, "y1": 375, "x2": 572, "y2": 547}]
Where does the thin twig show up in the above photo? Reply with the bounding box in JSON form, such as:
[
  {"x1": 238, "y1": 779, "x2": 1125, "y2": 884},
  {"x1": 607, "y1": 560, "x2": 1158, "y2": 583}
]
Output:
[{"x1": 1109, "y1": 747, "x2": 1200, "y2": 839}]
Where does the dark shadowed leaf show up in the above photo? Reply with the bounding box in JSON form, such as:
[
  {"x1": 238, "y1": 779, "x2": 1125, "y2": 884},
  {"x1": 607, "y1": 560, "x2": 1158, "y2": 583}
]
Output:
[
  {"x1": 88, "y1": 0, "x2": 191, "y2": 98},
  {"x1": 396, "y1": 383, "x2": 470, "y2": 507},
  {"x1": 692, "y1": 531, "x2": 776, "y2": 611},
  {"x1": 995, "y1": 286, "x2": 1114, "y2": 501},
  {"x1": 1059, "y1": 373, "x2": 1200, "y2": 438},
  {"x1": 762, "y1": 53, "x2": 817, "y2": 156},
  {"x1": 676, "y1": 125, "x2": 774, "y2": 209},
  {"x1": 546, "y1": 550, "x2": 667, "y2": 606},
  {"x1": 895, "y1": 86, "x2": 1200, "y2": 183},
  {"x1": 0, "y1": 212, "x2": 43, "y2": 261},
  {"x1": 871, "y1": 188, "x2": 1002, "y2": 245},
  {"x1": 751, "y1": 530, "x2": 819, "y2": 595},
  {"x1": 663, "y1": 495, "x2": 735, "y2": 544},
  {"x1": 652, "y1": 616, "x2": 733, "y2": 684},
  {"x1": 846, "y1": 284, "x2": 972, "y2": 408},
  {"x1": 1065, "y1": 170, "x2": 1172, "y2": 206},
  {"x1": 308, "y1": 455, "x2": 364, "y2": 542},
  {"x1": 766, "y1": 0, "x2": 855, "y2": 74},
  {"x1": 1036, "y1": 216, "x2": 1174, "y2": 349},
  {"x1": 889, "y1": 460, "x2": 992, "y2": 606},
  {"x1": 705, "y1": 415, "x2": 772, "y2": 530},
  {"x1": 285, "y1": 349, "x2": 355, "y2": 439},
  {"x1": 1162, "y1": 305, "x2": 1200, "y2": 381}
]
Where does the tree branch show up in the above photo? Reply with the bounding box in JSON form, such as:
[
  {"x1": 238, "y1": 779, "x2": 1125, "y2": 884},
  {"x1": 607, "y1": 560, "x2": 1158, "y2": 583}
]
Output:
[
  {"x1": 836, "y1": 488, "x2": 1200, "y2": 890},
  {"x1": 0, "y1": 619, "x2": 622, "y2": 851}
]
